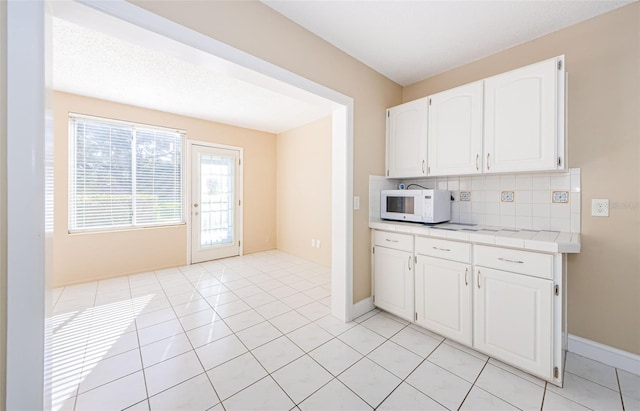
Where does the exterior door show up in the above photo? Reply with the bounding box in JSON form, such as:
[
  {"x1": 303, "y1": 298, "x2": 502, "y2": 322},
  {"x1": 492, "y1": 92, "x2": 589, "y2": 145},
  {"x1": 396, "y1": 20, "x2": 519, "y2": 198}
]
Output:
[{"x1": 191, "y1": 144, "x2": 241, "y2": 263}]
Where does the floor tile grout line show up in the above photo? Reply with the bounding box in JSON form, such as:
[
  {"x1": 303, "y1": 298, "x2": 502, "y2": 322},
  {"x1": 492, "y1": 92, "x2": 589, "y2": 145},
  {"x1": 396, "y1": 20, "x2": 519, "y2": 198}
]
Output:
[
  {"x1": 615, "y1": 368, "x2": 627, "y2": 411},
  {"x1": 539, "y1": 382, "x2": 548, "y2": 411},
  {"x1": 563, "y1": 369, "x2": 624, "y2": 393},
  {"x1": 326, "y1": 315, "x2": 410, "y2": 409},
  {"x1": 155, "y1": 267, "x2": 226, "y2": 408},
  {"x1": 128, "y1": 293, "x2": 151, "y2": 410},
  {"x1": 65, "y1": 277, "x2": 102, "y2": 411},
  {"x1": 390, "y1": 337, "x2": 450, "y2": 410},
  {"x1": 455, "y1": 358, "x2": 489, "y2": 411}
]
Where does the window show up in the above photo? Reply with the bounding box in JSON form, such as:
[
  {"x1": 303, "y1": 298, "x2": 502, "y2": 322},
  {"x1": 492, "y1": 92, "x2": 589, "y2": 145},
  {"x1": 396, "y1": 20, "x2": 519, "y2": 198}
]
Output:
[{"x1": 69, "y1": 114, "x2": 184, "y2": 232}]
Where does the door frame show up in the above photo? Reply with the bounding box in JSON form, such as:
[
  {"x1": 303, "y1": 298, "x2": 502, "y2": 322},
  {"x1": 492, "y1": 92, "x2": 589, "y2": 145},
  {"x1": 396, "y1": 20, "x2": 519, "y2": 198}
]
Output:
[
  {"x1": 186, "y1": 140, "x2": 244, "y2": 265},
  {"x1": 5, "y1": 1, "x2": 49, "y2": 409},
  {"x1": 6, "y1": 3, "x2": 354, "y2": 406}
]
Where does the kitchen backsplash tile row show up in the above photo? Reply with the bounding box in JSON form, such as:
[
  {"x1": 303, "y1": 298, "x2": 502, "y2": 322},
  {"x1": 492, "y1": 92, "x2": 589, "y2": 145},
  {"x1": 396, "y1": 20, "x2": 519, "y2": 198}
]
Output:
[{"x1": 370, "y1": 169, "x2": 581, "y2": 233}]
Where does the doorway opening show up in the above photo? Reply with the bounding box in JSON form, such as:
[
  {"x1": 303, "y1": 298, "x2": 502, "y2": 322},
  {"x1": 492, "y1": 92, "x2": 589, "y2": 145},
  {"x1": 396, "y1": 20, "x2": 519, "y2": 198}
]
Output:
[{"x1": 50, "y1": 0, "x2": 354, "y2": 322}]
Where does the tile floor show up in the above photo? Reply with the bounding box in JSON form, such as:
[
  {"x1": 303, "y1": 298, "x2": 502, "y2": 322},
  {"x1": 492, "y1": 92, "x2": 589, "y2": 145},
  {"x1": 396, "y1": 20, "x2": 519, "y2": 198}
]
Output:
[{"x1": 48, "y1": 250, "x2": 639, "y2": 411}]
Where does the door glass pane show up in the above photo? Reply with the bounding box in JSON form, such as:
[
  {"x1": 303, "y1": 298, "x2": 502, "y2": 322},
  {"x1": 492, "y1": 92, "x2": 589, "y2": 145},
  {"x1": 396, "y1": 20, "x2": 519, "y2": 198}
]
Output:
[{"x1": 200, "y1": 154, "x2": 234, "y2": 248}]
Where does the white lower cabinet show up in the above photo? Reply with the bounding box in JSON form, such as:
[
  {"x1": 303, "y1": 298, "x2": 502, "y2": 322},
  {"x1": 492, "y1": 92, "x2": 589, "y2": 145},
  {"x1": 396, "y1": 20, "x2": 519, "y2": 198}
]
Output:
[
  {"x1": 371, "y1": 230, "x2": 565, "y2": 385},
  {"x1": 473, "y1": 266, "x2": 553, "y2": 380},
  {"x1": 372, "y1": 232, "x2": 414, "y2": 322},
  {"x1": 415, "y1": 255, "x2": 472, "y2": 346}
]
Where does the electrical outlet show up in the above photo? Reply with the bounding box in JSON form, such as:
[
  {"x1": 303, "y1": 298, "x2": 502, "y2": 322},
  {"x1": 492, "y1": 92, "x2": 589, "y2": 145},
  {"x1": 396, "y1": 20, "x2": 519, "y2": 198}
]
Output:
[
  {"x1": 552, "y1": 191, "x2": 569, "y2": 203},
  {"x1": 316, "y1": 240, "x2": 321, "y2": 248},
  {"x1": 501, "y1": 191, "x2": 514, "y2": 202},
  {"x1": 591, "y1": 199, "x2": 609, "y2": 217},
  {"x1": 311, "y1": 239, "x2": 316, "y2": 247},
  {"x1": 460, "y1": 191, "x2": 471, "y2": 201}
]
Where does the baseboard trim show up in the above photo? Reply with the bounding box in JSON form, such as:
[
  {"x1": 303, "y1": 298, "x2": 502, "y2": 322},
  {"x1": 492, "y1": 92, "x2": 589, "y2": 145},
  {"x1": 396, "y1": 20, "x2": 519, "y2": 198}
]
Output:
[
  {"x1": 568, "y1": 334, "x2": 640, "y2": 375},
  {"x1": 351, "y1": 297, "x2": 375, "y2": 320}
]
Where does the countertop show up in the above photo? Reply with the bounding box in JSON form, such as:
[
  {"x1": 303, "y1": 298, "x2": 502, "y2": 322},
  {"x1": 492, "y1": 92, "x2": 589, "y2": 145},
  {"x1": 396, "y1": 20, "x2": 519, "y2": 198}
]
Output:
[{"x1": 369, "y1": 220, "x2": 581, "y2": 254}]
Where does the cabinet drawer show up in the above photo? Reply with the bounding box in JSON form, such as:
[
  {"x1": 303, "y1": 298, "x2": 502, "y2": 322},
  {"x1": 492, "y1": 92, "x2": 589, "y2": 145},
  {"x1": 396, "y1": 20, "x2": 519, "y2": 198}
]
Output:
[
  {"x1": 475, "y1": 245, "x2": 553, "y2": 279},
  {"x1": 374, "y1": 231, "x2": 413, "y2": 252},
  {"x1": 415, "y1": 237, "x2": 471, "y2": 263}
]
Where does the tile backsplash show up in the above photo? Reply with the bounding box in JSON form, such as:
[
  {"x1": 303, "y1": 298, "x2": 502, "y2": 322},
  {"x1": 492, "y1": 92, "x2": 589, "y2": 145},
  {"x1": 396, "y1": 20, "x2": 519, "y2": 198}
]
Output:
[{"x1": 370, "y1": 169, "x2": 581, "y2": 233}]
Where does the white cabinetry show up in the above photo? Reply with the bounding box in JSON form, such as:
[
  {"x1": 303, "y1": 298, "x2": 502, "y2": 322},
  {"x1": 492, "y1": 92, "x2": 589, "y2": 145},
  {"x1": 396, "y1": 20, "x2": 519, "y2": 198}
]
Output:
[
  {"x1": 370, "y1": 229, "x2": 566, "y2": 385},
  {"x1": 386, "y1": 98, "x2": 428, "y2": 178},
  {"x1": 474, "y1": 245, "x2": 555, "y2": 381},
  {"x1": 415, "y1": 237, "x2": 472, "y2": 345},
  {"x1": 427, "y1": 81, "x2": 483, "y2": 176},
  {"x1": 484, "y1": 56, "x2": 565, "y2": 173},
  {"x1": 385, "y1": 55, "x2": 566, "y2": 177},
  {"x1": 372, "y1": 231, "x2": 414, "y2": 321}
]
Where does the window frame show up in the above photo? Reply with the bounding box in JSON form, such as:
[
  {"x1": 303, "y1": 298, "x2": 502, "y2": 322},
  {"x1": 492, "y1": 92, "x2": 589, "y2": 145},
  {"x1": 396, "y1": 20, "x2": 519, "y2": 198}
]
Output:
[{"x1": 68, "y1": 113, "x2": 186, "y2": 233}]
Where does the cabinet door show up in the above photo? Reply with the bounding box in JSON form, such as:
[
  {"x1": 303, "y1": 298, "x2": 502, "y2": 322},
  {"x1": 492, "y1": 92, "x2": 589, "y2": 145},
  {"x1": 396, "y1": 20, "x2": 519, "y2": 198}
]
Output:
[
  {"x1": 386, "y1": 98, "x2": 428, "y2": 178},
  {"x1": 428, "y1": 81, "x2": 483, "y2": 176},
  {"x1": 373, "y1": 246, "x2": 414, "y2": 321},
  {"x1": 484, "y1": 57, "x2": 561, "y2": 173},
  {"x1": 474, "y1": 266, "x2": 553, "y2": 380},
  {"x1": 415, "y1": 256, "x2": 472, "y2": 345}
]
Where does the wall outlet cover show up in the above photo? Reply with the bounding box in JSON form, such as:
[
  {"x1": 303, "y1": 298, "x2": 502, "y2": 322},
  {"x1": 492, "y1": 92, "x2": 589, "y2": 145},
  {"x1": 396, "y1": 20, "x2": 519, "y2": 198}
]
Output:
[
  {"x1": 553, "y1": 191, "x2": 569, "y2": 203},
  {"x1": 591, "y1": 199, "x2": 609, "y2": 217},
  {"x1": 501, "y1": 191, "x2": 514, "y2": 202},
  {"x1": 460, "y1": 191, "x2": 471, "y2": 201}
]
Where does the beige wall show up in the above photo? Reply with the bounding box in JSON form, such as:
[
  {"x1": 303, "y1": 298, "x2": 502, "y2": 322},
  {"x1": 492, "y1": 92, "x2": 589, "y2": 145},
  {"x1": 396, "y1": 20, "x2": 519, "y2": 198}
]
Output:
[
  {"x1": 403, "y1": 4, "x2": 640, "y2": 355},
  {"x1": 131, "y1": 0, "x2": 403, "y2": 303},
  {"x1": 53, "y1": 92, "x2": 277, "y2": 286},
  {"x1": 277, "y1": 116, "x2": 332, "y2": 266}
]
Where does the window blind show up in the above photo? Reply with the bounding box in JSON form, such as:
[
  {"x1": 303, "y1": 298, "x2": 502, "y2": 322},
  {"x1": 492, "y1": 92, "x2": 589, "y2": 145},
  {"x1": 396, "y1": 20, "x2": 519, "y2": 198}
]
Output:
[{"x1": 69, "y1": 115, "x2": 184, "y2": 232}]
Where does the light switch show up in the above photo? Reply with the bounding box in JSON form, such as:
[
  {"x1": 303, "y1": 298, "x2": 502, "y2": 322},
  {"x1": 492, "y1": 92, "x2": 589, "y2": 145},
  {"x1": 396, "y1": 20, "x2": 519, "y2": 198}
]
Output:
[{"x1": 353, "y1": 196, "x2": 360, "y2": 210}]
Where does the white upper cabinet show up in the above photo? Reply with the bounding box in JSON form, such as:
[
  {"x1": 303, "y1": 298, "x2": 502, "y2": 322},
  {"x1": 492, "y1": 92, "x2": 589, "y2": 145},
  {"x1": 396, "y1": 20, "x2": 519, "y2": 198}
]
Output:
[
  {"x1": 484, "y1": 56, "x2": 565, "y2": 173},
  {"x1": 386, "y1": 97, "x2": 429, "y2": 178},
  {"x1": 428, "y1": 81, "x2": 484, "y2": 176}
]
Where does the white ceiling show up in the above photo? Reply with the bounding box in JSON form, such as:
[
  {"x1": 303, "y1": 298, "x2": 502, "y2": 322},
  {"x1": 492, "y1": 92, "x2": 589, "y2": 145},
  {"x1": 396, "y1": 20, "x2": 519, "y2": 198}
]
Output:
[
  {"x1": 52, "y1": 3, "x2": 336, "y2": 134},
  {"x1": 53, "y1": 1, "x2": 633, "y2": 133},
  {"x1": 263, "y1": 0, "x2": 633, "y2": 86}
]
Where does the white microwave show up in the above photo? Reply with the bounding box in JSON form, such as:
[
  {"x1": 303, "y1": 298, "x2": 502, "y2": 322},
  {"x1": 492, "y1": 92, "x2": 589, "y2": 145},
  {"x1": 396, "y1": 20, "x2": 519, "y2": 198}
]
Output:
[{"x1": 381, "y1": 189, "x2": 451, "y2": 224}]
